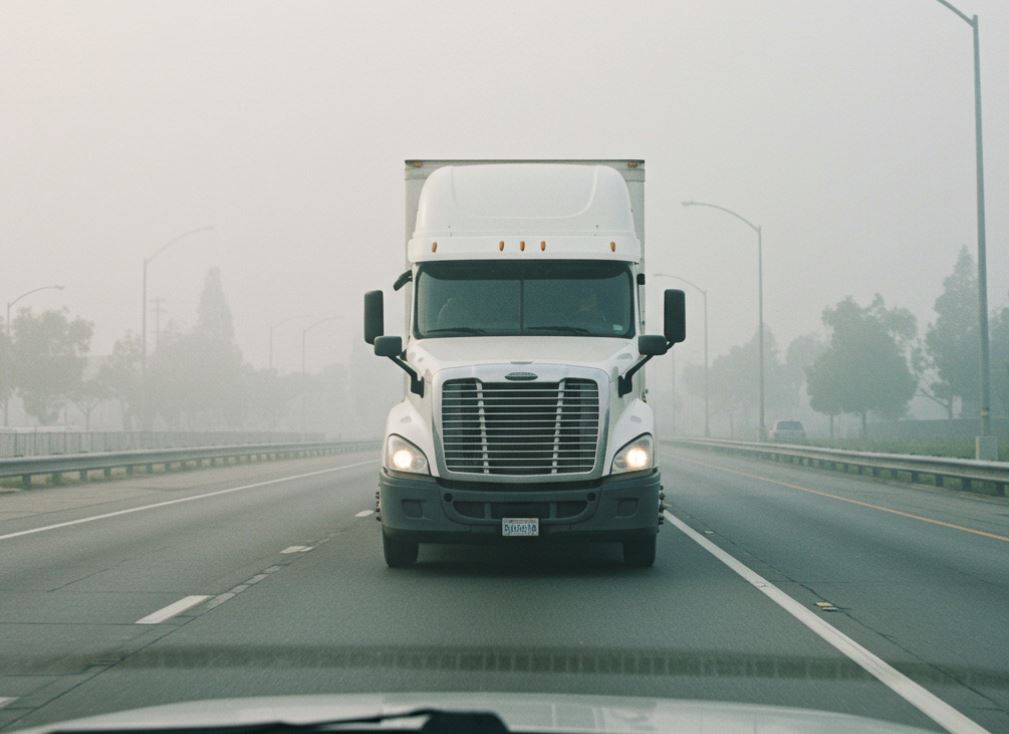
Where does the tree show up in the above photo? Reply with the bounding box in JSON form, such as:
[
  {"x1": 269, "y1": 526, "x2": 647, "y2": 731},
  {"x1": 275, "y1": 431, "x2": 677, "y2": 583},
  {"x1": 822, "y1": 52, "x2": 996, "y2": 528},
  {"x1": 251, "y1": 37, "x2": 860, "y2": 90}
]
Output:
[
  {"x1": 805, "y1": 350, "x2": 844, "y2": 438},
  {"x1": 241, "y1": 366, "x2": 304, "y2": 431},
  {"x1": 11, "y1": 308, "x2": 93, "y2": 424},
  {"x1": 0, "y1": 328, "x2": 12, "y2": 421},
  {"x1": 783, "y1": 333, "x2": 826, "y2": 410},
  {"x1": 97, "y1": 333, "x2": 144, "y2": 429},
  {"x1": 682, "y1": 326, "x2": 794, "y2": 438},
  {"x1": 922, "y1": 246, "x2": 978, "y2": 417},
  {"x1": 70, "y1": 377, "x2": 111, "y2": 431},
  {"x1": 196, "y1": 267, "x2": 234, "y2": 342},
  {"x1": 911, "y1": 342, "x2": 955, "y2": 419},
  {"x1": 805, "y1": 295, "x2": 917, "y2": 438},
  {"x1": 990, "y1": 306, "x2": 1009, "y2": 419},
  {"x1": 148, "y1": 268, "x2": 245, "y2": 429},
  {"x1": 785, "y1": 333, "x2": 827, "y2": 383}
]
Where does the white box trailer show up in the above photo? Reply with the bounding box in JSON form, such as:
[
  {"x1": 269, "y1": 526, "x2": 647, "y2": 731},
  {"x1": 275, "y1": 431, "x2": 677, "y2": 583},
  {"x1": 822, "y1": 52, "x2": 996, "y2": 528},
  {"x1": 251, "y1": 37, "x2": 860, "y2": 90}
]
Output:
[{"x1": 364, "y1": 159, "x2": 685, "y2": 567}]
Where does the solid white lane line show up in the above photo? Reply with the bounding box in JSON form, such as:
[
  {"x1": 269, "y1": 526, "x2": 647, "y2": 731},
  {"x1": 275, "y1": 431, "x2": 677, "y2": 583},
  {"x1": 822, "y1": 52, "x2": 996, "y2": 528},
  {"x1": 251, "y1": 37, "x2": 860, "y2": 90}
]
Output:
[
  {"x1": 0, "y1": 697, "x2": 15, "y2": 709},
  {"x1": 355, "y1": 509, "x2": 374, "y2": 518},
  {"x1": 664, "y1": 511, "x2": 987, "y2": 734},
  {"x1": 0, "y1": 459, "x2": 377, "y2": 543},
  {"x1": 281, "y1": 545, "x2": 312, "y2": 553},
  {"x1": 135, "y1": 595, "x2": 210, "y2": 624}
]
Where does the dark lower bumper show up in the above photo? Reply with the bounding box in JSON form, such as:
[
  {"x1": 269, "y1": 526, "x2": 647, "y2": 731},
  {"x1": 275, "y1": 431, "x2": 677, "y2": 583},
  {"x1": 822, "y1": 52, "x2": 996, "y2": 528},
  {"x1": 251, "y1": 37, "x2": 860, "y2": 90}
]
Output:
[{"x1": 378, "y1": 469, "x2": 661, "y2": 544}]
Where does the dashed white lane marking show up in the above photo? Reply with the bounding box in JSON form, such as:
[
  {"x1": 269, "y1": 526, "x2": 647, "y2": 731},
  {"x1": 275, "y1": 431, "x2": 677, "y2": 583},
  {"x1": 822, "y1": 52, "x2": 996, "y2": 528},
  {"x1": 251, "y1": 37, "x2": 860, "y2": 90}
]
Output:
[
  {"x1": 355, "y1": 509, "x2": 375, "y2": 518},
  {"x1": 0, "y1": 697, "x2": 15, "y2": 709},
  {"x1": 204, "y1": 592, "x2": 236, "y2": 610},
  {"x1": 0, "y1": 459, "x2": 377, "y2": 543},
  {"x1": 664, "y1": 511, "x2": 987, "y2": 734},
  {"x1": 135, "y1": 595, "x2": 211, "y2": 625},
  {"x1": 281, "y1": 545, "x2": 313, "y2": 553}
]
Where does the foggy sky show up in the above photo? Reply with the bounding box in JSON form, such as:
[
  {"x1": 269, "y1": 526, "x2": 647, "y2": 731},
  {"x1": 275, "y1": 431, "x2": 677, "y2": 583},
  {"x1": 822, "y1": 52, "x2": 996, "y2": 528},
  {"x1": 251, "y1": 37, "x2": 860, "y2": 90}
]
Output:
[{"x1": 2, "y1": 0, "x2": 1008, "y2": 377}]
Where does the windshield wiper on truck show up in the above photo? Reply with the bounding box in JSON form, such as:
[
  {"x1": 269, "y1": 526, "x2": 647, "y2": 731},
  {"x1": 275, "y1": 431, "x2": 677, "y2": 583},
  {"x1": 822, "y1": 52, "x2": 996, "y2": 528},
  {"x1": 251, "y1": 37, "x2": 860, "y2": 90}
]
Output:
[
  {"x1": 49, "y1": 707, "x2": 511, "y2": 734},
  {"x1": 526, "y1": 325, "x2": 593, "y2": 335},
  {"x1": 424, "y1": 327, "x2": 488, "y2": 335}
]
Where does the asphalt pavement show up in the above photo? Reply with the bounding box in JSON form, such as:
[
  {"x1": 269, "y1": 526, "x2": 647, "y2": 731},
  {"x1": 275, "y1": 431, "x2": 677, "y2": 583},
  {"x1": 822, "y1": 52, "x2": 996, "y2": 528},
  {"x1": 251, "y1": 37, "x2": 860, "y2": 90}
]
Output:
[{"x1": 0, "y1": 446, "x2": 1006, "y2": 733}]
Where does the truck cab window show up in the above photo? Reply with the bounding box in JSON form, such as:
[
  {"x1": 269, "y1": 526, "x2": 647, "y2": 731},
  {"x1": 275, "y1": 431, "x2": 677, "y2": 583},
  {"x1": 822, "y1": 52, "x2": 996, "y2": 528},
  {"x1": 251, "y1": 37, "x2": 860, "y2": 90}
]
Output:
[{"x1": 415, "y1": 261, "x2": 634, "y2": 338}]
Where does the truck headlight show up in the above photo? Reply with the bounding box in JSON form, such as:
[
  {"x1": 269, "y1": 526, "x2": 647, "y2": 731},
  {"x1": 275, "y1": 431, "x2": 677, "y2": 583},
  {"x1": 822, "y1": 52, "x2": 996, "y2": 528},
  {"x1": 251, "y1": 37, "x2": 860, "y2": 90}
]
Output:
[
  {"x1": 384, "y1": 434, "x2": 430, "y2": 475},
  {"x1": 612, "y1": 434, "x2": 653, "y2": 474}
]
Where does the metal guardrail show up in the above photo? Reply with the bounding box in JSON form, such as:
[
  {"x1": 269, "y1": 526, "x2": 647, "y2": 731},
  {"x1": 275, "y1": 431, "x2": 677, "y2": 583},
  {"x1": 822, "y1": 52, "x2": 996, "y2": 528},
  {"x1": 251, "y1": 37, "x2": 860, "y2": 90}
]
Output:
[
  {"x1": 0, "y1": 430, "x2": 327, "y2": 458},
  {"x1": 0, "y1": 440, "x2": 379, "y2": 488},
  {"x1": 666, "y1": 437, "x2": 1009, "y2": 497}
]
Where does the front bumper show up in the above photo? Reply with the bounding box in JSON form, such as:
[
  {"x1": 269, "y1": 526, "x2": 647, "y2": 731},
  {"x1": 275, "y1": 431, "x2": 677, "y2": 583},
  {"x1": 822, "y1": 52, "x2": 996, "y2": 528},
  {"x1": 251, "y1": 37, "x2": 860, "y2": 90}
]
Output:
[{"x1": 378, "y1": 469, "x2": 661, "y2": 544}]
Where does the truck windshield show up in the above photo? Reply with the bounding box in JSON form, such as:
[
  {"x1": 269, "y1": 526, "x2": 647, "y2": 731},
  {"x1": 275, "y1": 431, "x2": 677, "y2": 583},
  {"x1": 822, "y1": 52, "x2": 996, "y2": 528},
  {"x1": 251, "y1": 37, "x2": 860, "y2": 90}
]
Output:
[{"x1": 414, "y1": 261, "x2": 635, "y2": 339}]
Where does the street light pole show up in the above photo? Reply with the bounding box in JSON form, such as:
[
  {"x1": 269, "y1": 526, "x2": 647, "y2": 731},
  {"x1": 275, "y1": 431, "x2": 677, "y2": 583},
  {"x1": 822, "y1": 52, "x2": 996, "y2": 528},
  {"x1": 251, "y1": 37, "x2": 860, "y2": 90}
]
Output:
[
  {"x1": 140, "y1": 226, "x2": 214, "y2": 428},
  {"x1": 4, "y1": 284, "x2": 65, "y2": 427},
  {"x1": 683, "y1": 200, "x2": 765, "y2": 440},
  {"x1": 933, "y1": 0, "x2": 993, "y2": 459},
  {"x1": 655, "y1": 273, "x2": 709, "y2": 437}
]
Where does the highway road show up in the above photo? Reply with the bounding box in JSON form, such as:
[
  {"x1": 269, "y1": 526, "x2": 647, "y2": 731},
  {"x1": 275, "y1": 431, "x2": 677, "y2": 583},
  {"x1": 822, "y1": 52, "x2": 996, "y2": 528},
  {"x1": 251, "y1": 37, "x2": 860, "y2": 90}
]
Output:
[{"x1": 0, "y1": 446, "x2": 1006, "y2": 733}]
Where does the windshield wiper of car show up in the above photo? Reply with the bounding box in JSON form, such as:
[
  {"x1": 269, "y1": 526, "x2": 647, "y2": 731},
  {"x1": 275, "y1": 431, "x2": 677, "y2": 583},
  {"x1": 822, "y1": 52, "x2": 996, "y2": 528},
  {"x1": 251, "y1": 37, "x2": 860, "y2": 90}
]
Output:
[
  {"x1": 424, "y1": 327, "x2": 488, "y2": 335},
  {"x1": 50, "y1": 707, "x2": 511, "y2": 734},
  {"x1": 526, "y1": 325, "x2": 594, "y2": 335}
]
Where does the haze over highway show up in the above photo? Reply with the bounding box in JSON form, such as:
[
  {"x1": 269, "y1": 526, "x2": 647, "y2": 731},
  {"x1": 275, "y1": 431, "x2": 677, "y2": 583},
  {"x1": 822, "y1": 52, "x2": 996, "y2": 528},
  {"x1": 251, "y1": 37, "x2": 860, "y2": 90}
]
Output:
[
  {"x1": 3, "y1": 3, "x2": 1009, "y2": 732},
  {"x1": 2, "y1": 1, "x2": 1008, "y2": 371}
]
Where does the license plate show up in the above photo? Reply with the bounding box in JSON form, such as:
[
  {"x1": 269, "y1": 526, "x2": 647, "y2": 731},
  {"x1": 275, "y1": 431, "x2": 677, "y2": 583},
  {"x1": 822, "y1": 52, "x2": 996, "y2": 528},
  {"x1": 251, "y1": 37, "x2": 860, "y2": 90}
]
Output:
[{"x1": 502, "y1": 518, "x2": 539, "y2": 537}]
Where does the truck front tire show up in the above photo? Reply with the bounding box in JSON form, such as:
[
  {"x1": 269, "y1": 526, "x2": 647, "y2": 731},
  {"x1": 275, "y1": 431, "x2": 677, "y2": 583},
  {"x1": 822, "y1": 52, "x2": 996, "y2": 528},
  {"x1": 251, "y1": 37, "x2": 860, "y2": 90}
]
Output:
[
  {"x1": 382, "y1": 532, "x2": 419, "y2": 568},
  {"x1": 622, "y1": 536, "x2": 656, "y2": 567}
]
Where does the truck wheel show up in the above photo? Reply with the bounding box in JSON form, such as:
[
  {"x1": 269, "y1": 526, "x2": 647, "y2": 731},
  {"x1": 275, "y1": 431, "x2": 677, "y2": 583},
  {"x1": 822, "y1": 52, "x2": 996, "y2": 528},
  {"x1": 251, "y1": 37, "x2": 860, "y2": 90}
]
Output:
[
  {"x1": 382, "y1": 532, "x2": 418, "y2": 568},
  {"x1": 622, "y1": 536, "x2": 656, "y2": 567}
]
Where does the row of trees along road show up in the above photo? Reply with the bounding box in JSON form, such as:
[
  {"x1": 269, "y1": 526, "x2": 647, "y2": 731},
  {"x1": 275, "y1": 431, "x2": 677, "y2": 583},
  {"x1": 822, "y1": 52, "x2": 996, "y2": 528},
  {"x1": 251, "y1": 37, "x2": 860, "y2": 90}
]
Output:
[
  {"x1": 1, "y1": 309, "x2": 94, "y2": 425},
  {"x1": 681, "y1": 246, "x2": 1009, "y2": 439},
  {"x1": 806, "y1": 295, "x2": 917, "y2": 438},
  {"x1": 1, "y1": 268, "x2": 398, "y2": 434}
]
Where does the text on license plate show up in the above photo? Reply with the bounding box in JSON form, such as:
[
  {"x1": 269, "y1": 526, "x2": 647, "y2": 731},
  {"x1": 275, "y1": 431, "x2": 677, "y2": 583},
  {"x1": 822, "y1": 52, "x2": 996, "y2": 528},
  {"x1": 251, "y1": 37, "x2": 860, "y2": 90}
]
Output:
[{"x1": 502, "y1": 518, "x2": 539, "y2": 537}]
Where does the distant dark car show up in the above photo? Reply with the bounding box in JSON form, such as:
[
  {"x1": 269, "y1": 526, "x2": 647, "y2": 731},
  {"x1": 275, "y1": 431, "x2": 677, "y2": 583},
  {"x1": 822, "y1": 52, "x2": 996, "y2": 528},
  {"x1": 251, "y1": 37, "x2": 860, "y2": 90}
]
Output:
[{"x1": 770, "y1": 420, "x2": 806, "y2": 444}]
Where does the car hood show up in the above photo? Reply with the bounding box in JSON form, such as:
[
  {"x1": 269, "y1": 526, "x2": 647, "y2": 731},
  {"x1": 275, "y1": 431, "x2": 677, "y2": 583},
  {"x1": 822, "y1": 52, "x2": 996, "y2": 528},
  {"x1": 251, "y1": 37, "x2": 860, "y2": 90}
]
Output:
[
  {"x1": 14, "y1": 692, "x2": 932, "y2": 734},
  {"x1": 407, "y1": 337, "x2": 639, "y2": 380}
]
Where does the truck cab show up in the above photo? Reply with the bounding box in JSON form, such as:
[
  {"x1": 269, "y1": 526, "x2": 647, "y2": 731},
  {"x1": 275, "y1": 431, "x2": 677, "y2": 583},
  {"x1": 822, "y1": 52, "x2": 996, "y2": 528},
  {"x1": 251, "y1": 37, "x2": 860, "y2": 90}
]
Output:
[{"x1": 364, "y1": 160, "x2": 684, "y2": 567}]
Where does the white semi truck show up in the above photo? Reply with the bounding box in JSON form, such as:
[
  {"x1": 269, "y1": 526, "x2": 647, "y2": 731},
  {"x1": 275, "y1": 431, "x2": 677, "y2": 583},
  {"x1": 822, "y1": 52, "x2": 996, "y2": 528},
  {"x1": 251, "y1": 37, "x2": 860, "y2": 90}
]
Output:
[{"x1": 363, "y1": 159, "x2": 685, "y2": 567}]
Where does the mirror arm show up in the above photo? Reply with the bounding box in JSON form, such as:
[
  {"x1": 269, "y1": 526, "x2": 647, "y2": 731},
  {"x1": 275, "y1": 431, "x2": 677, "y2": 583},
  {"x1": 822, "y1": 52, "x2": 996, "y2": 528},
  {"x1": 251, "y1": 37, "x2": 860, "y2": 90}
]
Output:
[
  {"x1": 618, "y1": 340, "x2": 672, "y2": 397},
  {"x1": 393, "y1": 270, "x2": 412, "y2": 291},
  {"x1": 387, "y1": 355, "x2": 424, "y2": 397},
  {"x1": 618, "y1": 355, "x2": 653, "y2": 397}
]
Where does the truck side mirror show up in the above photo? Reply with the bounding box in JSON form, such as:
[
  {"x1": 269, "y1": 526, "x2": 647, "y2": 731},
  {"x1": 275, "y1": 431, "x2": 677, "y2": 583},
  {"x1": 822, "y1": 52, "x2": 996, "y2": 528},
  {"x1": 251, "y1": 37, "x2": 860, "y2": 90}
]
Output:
[
  {"x1": 364, "y1": 290, "x2": 384, "y2": 345},
  {"x1": 664, "y1": 289, "x2": 686, "y2": 344},
  {"x1": 638, "y1": 335, "x2": 668, "y2": 356},
  {"x1": 374, "y1": 335, "x2": 403, "y2": 358}
]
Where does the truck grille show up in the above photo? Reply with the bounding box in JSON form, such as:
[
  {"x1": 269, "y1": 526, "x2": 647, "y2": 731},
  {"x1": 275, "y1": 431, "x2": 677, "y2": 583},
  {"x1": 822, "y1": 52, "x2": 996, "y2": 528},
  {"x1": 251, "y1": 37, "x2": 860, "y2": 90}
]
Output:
[{"x1": 440, "y1": 378, "x2": 600, "y2": 476}]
